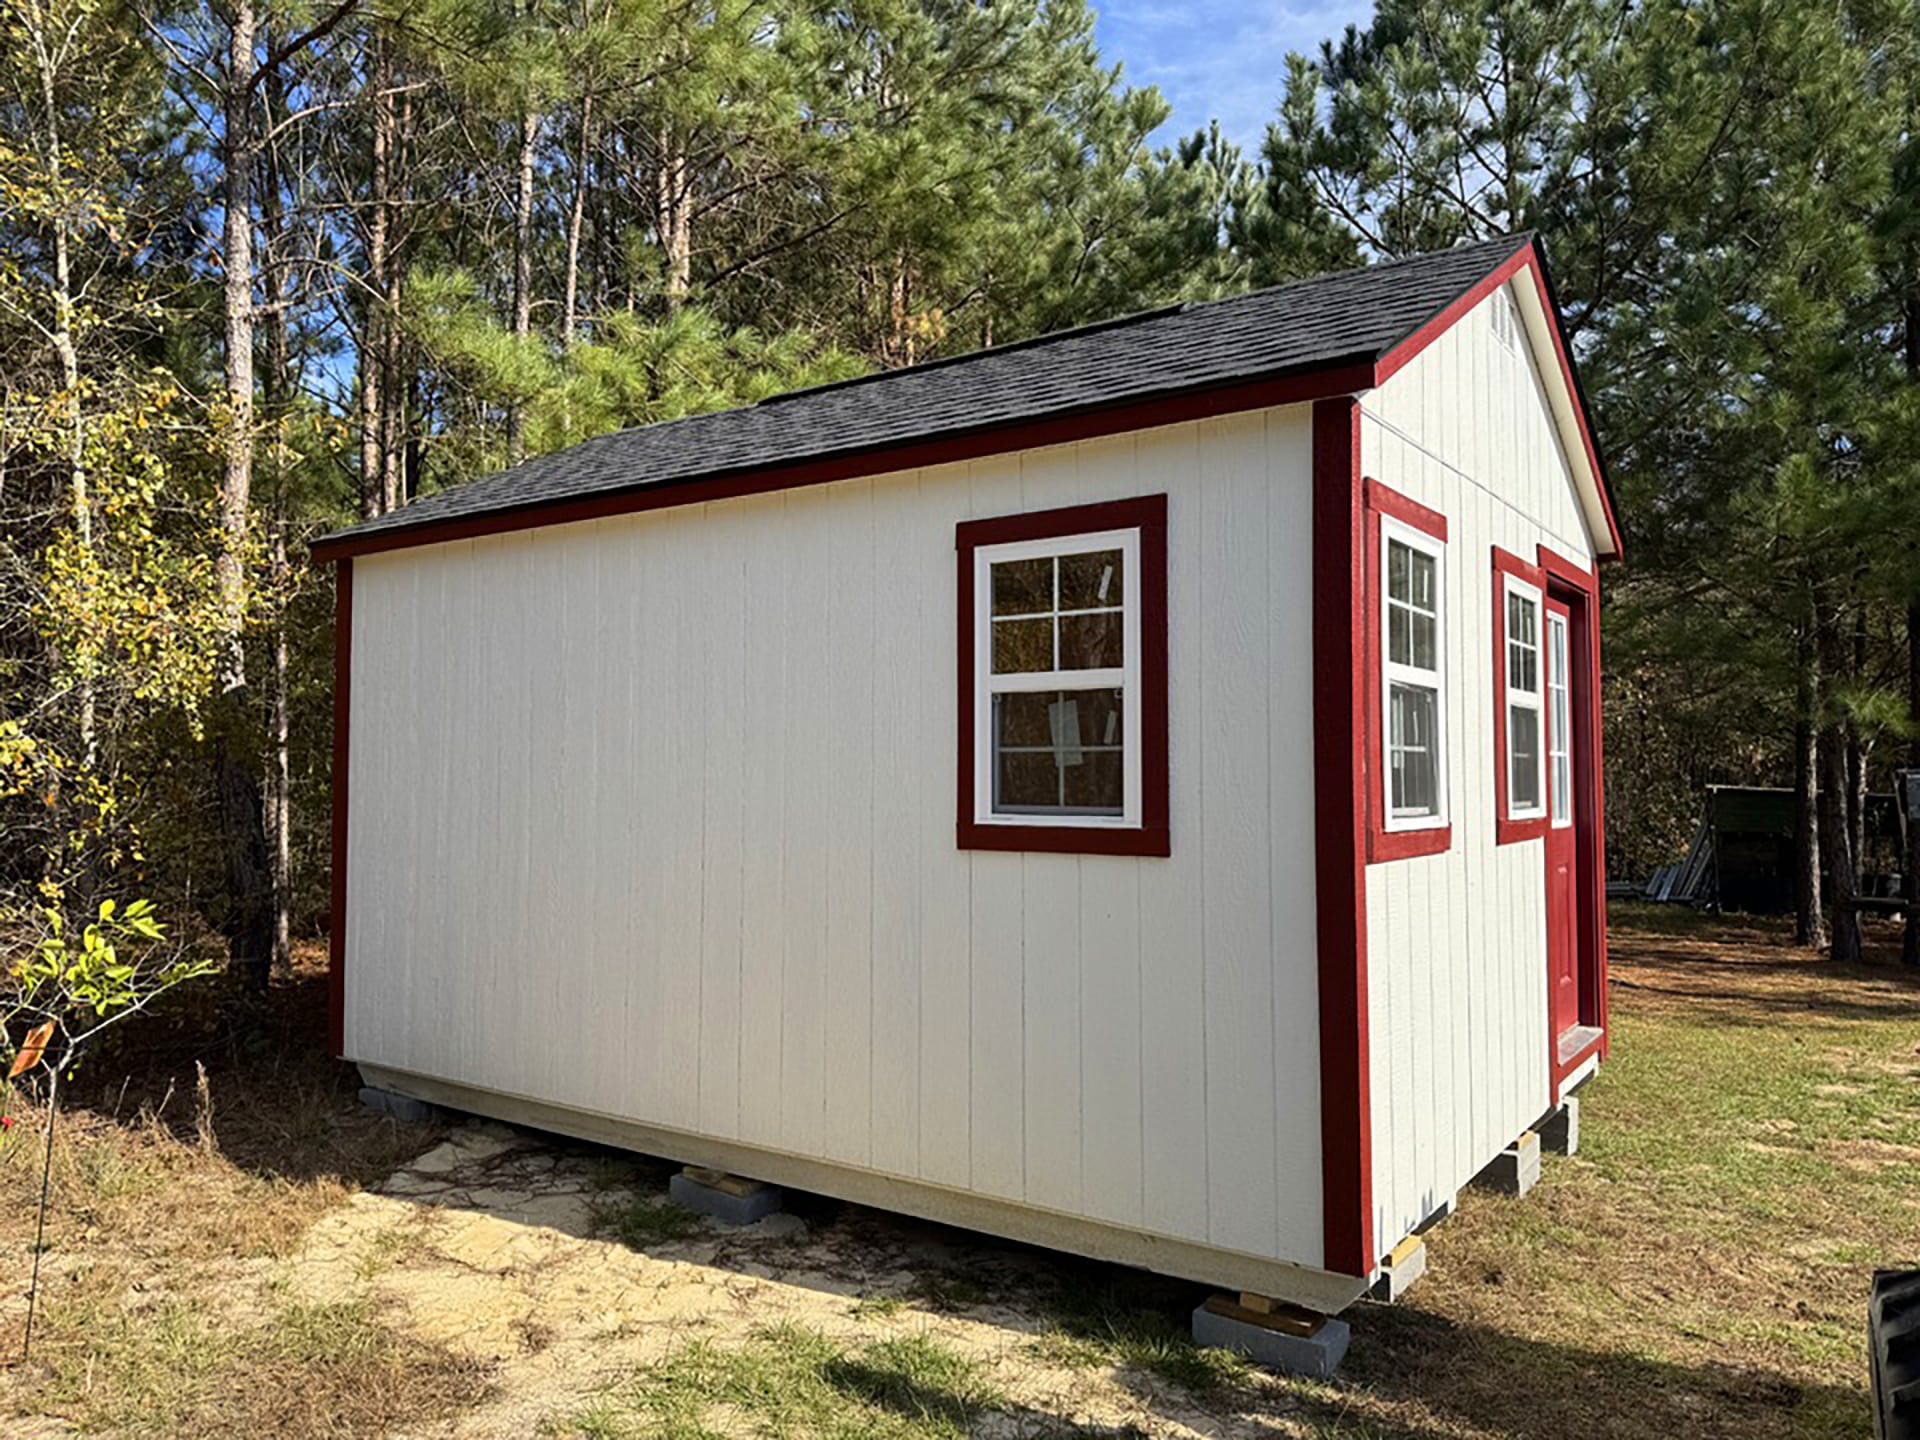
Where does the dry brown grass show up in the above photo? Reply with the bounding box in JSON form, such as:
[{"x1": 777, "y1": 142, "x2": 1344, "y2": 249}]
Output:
[
  {"x1": 0, "y1": 941, "x2": 491, "y2": 1436},
  {"x1": 0, "y1": 913, "x2": 1912, "y2": 1438}
]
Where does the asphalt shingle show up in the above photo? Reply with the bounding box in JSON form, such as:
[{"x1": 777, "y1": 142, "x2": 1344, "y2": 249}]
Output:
[{"x1": 318, "y1": 232, "x2": 1531, "y2": 548}]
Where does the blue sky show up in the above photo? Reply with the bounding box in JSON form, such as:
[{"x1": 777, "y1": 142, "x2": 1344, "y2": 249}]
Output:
[{"x1": 1089, "y1": 0, "x2": 1375, "y2": 158}]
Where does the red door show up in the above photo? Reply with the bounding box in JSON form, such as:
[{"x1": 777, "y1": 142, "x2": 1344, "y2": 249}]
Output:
[{"x1": 1544, "y1": 598, "x2": 1580, "y2": 1045}]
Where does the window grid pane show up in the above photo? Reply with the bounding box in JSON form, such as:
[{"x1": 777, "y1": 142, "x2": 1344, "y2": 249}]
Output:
[
  {"x1": 992, "y1": 687, "x2": 1125, "y2": 816},
  {"x1": 1548, "y1": 618, "x2": 1572, "y2": 822},
  {"x1": 1389, "y1": 681, "x2": 1440, "y2": 818},
  {"x1": 1509, "y1": 703, "x2": 1541, "y2": 811},
  {"x1": 981, "y1": 532, "x2": 1137, "y2": 824},
  {"x1": 1382, "y1": 528, "x2": 1445, "y2": 829},
  {"x1": 1386, "y1": 539, "x2": 1440, "y2": 679}
]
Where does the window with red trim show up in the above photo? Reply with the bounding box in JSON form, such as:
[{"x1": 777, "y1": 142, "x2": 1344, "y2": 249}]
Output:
[
  {"x1": 956, "y1": 496, "x2": 1169, "y2": 857},
  {"x1": 1492, "y1": 547, "x2": 1549, "y2": 844},
  {"x1": 1363, "y1": 479, "x2": 1451, "y2": 862}
]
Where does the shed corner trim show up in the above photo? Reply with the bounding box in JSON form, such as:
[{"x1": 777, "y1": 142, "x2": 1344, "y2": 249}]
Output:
[{"x1": 1310, "y1": 395, "x2": 1375, "y2": 1279}]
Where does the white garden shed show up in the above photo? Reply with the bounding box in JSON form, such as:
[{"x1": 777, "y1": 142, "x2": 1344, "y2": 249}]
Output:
[{"x1": 313, "y1": 231, "x2": 1621, "y2": 1321}]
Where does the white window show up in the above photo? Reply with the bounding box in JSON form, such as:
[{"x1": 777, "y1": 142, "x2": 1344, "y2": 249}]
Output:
[
  {"x1": 1503, "y1": 576, "x2": 1545, "y2": 820},
  {"x1": 1491, "y1": 288, "x2": 1520, "y2": 351},
  {"x1": 973, "y1": 528, "x2": 1141, "y2": 828},
  {"x1": 1547, "y1": 610, "x2": 1572, "y2": 827},
  {"x1": 1380, "y1": 519, "x2": 1447, "y2": 829}
]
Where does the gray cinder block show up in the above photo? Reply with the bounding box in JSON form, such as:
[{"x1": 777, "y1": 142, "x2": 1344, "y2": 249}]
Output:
[
  {"x1": 359, "y1": 1086, "x2": 441, "y2": 1124},
  {"x1": 669, "y1": 1166, "x2": 784, "y2": 1225},
  {"x1": 1369, "y1": 1235, "x2": 1427, "y2": 1302},
  {"x1": 1473, "y1": 1129, "x2": 1542, "y2": 1196},
  {"x1": 1191, "y1": 1296, "x2": 1350, "y2": 1379},
  {"x1": 1539, "y1": 1096, "x2": 1580, "y2": 1156}
]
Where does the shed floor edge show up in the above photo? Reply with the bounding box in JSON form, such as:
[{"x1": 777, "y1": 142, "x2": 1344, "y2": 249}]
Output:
[{"x1": 356, "y1": 1062, "x2": 1371, "y2": 1316}]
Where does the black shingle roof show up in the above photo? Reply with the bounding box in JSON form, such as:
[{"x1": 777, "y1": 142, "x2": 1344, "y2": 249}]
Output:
[{"x1": 318, "y1": 232, "x2": 1534, "y2": 550}]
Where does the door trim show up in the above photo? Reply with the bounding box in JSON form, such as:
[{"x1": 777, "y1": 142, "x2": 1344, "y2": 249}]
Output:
[{"x1": 1538, "y1": 545, "x2": 1608, "y2": 1105}]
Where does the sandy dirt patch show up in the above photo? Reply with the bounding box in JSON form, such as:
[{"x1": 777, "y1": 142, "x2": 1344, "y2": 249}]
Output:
[{"x1": 283, "y1": 1121, "x2": 1339, "y2": 1439}]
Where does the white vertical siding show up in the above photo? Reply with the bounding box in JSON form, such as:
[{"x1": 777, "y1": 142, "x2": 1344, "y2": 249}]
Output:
[
  {"x1": 345, "y1": 407, "x2": 1326, "y2": 1272},
  {"x1": 1360, "y1": 280, "x2": 1599, "y2": 1257}
]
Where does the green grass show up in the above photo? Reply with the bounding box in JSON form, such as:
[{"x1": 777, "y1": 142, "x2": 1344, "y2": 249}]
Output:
[
  {"x1": 37, "y1": 1292, "x2": 489, "y2": 1438},
  {"x1": 591, "y1": 1191, "x2": 708, "y2": 1249},
  {"x1": 573, "y1": 1323, "x2": 1001, "y2": 1439},
  {"x1": 1031, "y1": 1268, "x2": 1254, "y2": 1393},
  {"x1": 1327, "y1": 905, "x2": 1920, "y2": 1439}
]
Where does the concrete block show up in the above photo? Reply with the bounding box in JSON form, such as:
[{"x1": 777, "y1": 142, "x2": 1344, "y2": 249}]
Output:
[
  {"x1": 1191, "y1": 1295, "x2": 1350, "y2": 1379},
  {"x1": 669, "y1": 1166, "x2": 783, "y2": 1226},
  {"x1": 1472, "y1": 1129, "x2": 1541, "y2": 1196},
  {"x1": 1369, "y1": 1234, "x2": 1427, "y2": 1303},
  {"x1": 359, "y1": 1086, "x2": 441, "y2": 1125},
  {"x1": 1539, "y1": 1096, "x2": 1580, "y2": 1156}
]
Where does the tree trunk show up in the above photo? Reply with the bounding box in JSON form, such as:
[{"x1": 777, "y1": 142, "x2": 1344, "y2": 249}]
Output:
[
  {"x1": 1794, "y1": 626, "x2": 1825, "y2": 948},
  {"x1": 215, "y1": 737, "x2": 274, "y2": 975},
  {"x1": 1818, "y1": 603, "x2": 1863, "y2": 965},
  {"x1": 887, "y1": 257, "x2": 913, "y2": 366},
  {"x1": 1904, "y1": 255, "x2": 1920, "y2": 965},
  {"x1": 359, "y1": 26, "x2": 391, "y2": 519},
  {"x1": 509, "y1": 101, "x2": 538, "y2": 465},
  {"x1": 217, "y1": 0, "x2": 273, "y2": 987},
  {"x1": 261, "y1": 43, "x2": 293, "y2": 973},
  {"x1": 27, "y1": 13, "x2": 92, "y2": 775},
  {"x1": 219, "y1": 0, "x2": 257, "y2": 696},
  {"x1": 381, "y1": 79, "x2": 411, "y2": 511},
  {"x1": 1848, "y1": 607, "x2": 1868, "y2": 879},
  {"x1": 563, "y1": 91, "x2": 593, "y2": 344},
  {"x1": 1905, "y1": 603, "x2": 1920, "y2": 967},
  {"x1": 657, "y1": 127, "x2": 691, "y2": 311},
  {"x1": 1847, "y1": 731, "x2": 1867, "y2": 895},
  {"x1": 1822, "y1": 723, "x2": 1863, "y2": 964}
]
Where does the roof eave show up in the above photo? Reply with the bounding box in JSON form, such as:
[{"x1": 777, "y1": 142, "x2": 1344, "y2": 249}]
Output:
[{"x1": 309, "y1": 354, "x2": 1381, "y2": 564}]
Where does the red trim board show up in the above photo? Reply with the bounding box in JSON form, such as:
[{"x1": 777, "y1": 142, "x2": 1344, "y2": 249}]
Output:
[
  {"x1": 1361, "y1": 477, "x2": 1452, "y2": 863},
  {"x1": 1311, "y1": 398, "x2": 1374, "y2": 1277},
  {"x1": 1538, "y1": 544, "x2": 1611, "y2": 1092},
  {"x1": 312, "y1": 365, "x2": 1374, "y2": 564},
  {"x1": 328, "y1": 557, "x2": 352, "y2": 1059},
  {"x1": 954, "y1": 495, "x2": 1170, "y2": 857},
  {"x1": 1491, "y1": 545, "x2": 1550, "y2": 847}
]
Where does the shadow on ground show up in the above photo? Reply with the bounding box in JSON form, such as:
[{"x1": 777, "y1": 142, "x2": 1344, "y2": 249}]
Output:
[{"x1": 291, "y1": 1106, "x2": 1865, "y2": 1440}]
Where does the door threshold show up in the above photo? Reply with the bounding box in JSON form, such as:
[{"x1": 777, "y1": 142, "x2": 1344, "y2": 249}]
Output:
[{"x1": 1557, "y1": 1025, "x2": 1603, "y2": 1066}]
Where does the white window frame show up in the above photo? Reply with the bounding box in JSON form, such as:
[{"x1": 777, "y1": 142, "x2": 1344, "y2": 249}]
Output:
[
  {"x1": 972, "y1": 526, "x2": 1143, "y2": 831},
  {"x1": 1491, "y1": 286, "x2": 1520, "y2": 351},
  {"x1": 1547, "y1": 608, "x2": 1573, "y2": 830},
  {"x1": 1379, "y1": 516, "x2": 1448, "y2": 833},
  {"x1": 1502, "y1": 573, "x2": 1547, "y2": 822}
]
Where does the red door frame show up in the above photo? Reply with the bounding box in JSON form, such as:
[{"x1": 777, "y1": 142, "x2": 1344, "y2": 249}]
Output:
[
  {"x1": 1538, "y1": 545, "x2": 1608, "y2": 1102},
  {"x1": 1543, "y1": 594, "x2": 1579, "y2": 1045}
]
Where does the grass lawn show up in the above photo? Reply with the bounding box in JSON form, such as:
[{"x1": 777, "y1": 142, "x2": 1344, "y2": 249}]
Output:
[{"x1": 0, "y1": 905, "x2": 1914, "y2": 1437}]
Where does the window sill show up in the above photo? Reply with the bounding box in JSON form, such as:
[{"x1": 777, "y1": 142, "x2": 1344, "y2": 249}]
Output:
[
  {"x1": 1367, "y1": 824, "x2": 1451, "y2": 863},
  {"x1": 958, "y1": 821, "x2": 1170, "y2": 857},
  {"x1": 1495, "y1": 814, "x2": 1548, "y2": 845}
]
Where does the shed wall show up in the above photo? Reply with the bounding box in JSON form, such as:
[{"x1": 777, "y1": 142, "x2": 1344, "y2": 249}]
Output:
[
  {"x1": 1359, "y1": 280, "x2": 1598, "y2": 1255},
  {"x1": 343, "y1": 408, "x2": 1327, "y2": 1271}
]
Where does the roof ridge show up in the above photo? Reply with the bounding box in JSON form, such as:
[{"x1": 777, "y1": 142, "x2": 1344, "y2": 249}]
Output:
[
  {"x1": 757, "y1": 300, "x2": 1195, "y2": 407},
  {"x1": 314, "y1": 229, "x2": 1552, "y2": 555},
  {"x1": 757, "y1": 231, "x2": 1532, "y2": 411}
]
